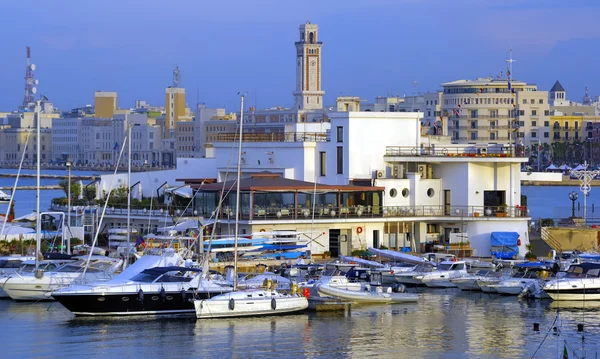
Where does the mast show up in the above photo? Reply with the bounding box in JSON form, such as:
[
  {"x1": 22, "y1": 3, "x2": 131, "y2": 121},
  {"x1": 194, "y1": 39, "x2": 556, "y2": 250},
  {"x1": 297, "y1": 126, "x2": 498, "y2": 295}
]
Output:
[
  {"x1": 126, "y1": 125, "x2": 132, "y2": 266},
  {"x1": 233, "y1": 94, "x2": 245, "y2": 291},
  {"x1": 35, "y1": 101, "x2": 41, "y2": 270}
]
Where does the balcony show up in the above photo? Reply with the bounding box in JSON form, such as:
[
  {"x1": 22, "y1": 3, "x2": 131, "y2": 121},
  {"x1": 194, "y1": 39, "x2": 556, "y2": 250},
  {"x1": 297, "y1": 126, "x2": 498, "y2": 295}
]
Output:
[
  {"x1": 385, "y1": 146, "x2": 526, "y2": 158},
  {"x1": 216, "y1": 205, "x2": 530, "y2": 221},
  {"x1": 211, "y1": 132, "x2": 329, "y2": 143}
]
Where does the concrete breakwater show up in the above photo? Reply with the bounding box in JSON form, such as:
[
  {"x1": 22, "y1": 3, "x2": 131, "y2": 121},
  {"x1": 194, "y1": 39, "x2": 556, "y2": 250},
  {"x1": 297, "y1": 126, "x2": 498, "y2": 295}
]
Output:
[
  {"x1": 522, "y1": 179, "x2": 600, "y2": 186},
  {"x1": 0, "y1": 185, "x2": 62, "y2": 190}
]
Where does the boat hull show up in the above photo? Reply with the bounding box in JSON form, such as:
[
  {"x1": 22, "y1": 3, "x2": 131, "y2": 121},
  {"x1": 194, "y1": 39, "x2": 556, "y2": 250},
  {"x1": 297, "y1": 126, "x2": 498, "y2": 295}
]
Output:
[
  {"x1": 3, "y1": 276, "x2": 76, "y2": 301},
  {"x1": 195, "y1": 296, "x2": 308, "y2": 318},
  {"x1": 422, "y1": 279, "x2": 456, "y2": 288},
  {"x1": 451, "y1": 278, "x2": 480, "y2": 291},
  {"x1": 316, "y1": 284, "x2": 418, "y2": 303},
  {"x1": 52, "y1": 289, "x2": 227, "y2": 316},
  {"x1": 545, "y1": 288, "x2": 600, "y2": 301}
]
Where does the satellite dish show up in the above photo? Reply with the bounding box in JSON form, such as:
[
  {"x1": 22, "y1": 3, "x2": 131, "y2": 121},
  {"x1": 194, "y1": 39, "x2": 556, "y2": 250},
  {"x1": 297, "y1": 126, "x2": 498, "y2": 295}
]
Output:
[
  {"x1": 31, "y1": 87, "x2": 37, "y2": 94},
  {"x1": 29, "y1": 64, "x2": 36, "y2": 71},
  {"x1": 34, "y1": 79, "x2": 39, "y2": 85}
]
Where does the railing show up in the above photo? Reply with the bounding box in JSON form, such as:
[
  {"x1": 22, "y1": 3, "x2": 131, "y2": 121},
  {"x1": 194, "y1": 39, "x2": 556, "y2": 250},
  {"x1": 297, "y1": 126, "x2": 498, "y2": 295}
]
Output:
[
  {"x1": 223, "y1": 205, "x2": 530, "y2": 221},
  {"x1": 385, "y1": 146, "x2": 526, "y2": 157},
  {"x1": 541, "y1": 227, "x2": 563, "y2": 252},
  {"x1": 211, "y1": 132, "x2": 329, "y2": 143},
  {"x1": 49, "y1": 203, "x2": 197, "y2": 217}
]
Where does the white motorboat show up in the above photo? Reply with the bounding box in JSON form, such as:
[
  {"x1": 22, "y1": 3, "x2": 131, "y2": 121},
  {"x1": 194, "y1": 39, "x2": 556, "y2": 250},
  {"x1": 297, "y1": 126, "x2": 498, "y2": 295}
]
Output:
[
  {"x1": 419, "y1": 261, "x2": 469, "y2": 288},
  {"x1": 395, "y1": 263, "x2": 436, "y2": 287},
  {"x1": 315, "y1": 282, "x2": 418, "y2": 303},
  {"x1": 486, "y1": 262, "x2": 552, "y2": 297},
  {"x1": 450, "y1": 269, "x2": 501, "y2": 291},
  {"x1": 543, "y1": 262, "x2": 600, "y2": 301},
  {"x1": 0, "y1": 255, "x2": 37, "y2": 297},
  {"x1": 108, "y1": 227, "x2": 138, "y2": 248},
  {"x1": 0, "y1": 190, "x2": 10, "y2": 203},
  {"x1": 3, "y1": 256, "x2": 122, "y2": 301},
  {"x1": 195, "y1": 288, "x2": 308, "y2": 318}
]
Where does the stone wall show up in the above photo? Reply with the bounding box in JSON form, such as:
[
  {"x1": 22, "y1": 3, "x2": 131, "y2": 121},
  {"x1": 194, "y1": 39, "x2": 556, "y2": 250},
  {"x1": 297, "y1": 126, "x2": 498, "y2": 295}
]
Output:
[{"x1": 546, "y1": 227, "x2": 600, "y2": 251}]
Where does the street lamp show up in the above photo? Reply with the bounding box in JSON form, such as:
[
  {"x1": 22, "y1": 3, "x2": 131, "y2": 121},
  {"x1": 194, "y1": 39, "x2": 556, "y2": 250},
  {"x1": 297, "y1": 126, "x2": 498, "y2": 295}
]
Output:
[
  {"x1": 569, "y1": 191, "x2": 578, "y2": 218},
  {"x1": 66, "y1": 160, "x2": 72, "y2": 254}
]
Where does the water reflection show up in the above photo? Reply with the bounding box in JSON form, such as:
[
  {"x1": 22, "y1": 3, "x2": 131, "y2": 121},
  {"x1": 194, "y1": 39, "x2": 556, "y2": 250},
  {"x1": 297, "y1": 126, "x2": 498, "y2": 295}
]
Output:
[{"x1": 1, "y1": 292, "x2": 600, "y2": 358}]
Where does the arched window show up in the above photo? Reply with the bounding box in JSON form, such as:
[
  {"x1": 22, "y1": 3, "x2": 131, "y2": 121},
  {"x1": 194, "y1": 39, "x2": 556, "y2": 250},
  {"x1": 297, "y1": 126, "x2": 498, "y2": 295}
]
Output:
[
  {"x1": 553, "y1": 122, "x2": 559, "y2": 129},
  {"x1": 309, "y1": 32, "x2": 314, "y2": 43}
]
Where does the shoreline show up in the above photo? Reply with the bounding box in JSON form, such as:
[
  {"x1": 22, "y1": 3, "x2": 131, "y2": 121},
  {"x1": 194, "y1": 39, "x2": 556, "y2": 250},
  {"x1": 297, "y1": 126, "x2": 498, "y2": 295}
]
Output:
[
  {"x1": 522, "y1": 179, "x2": 600, "y2": 186},
  {"x1": 0, "y1": 165, "x2": 172, "y2": 173}
]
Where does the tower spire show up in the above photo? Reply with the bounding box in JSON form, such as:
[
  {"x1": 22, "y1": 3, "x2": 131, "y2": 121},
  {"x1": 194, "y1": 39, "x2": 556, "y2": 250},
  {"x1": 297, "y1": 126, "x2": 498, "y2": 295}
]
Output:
[
  {"x1": 506, "y1": 48, "x2": 516, "y2": 80},
  {"x1": 292, "y1": 21, "x2": 324, "y2": 111}
]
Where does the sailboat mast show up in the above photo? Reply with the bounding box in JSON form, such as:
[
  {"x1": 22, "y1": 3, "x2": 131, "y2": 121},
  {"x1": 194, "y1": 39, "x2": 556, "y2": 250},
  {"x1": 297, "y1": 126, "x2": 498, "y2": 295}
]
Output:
[
  {"x1": 233, "y1": 94, "x2": 245, "y2": 291},
  {"x1": 35, "y1": 101, "x2": 41, "y2": 270},
  {"x1": 126, "y1": 125, "x2": 132, "y2": 264}
]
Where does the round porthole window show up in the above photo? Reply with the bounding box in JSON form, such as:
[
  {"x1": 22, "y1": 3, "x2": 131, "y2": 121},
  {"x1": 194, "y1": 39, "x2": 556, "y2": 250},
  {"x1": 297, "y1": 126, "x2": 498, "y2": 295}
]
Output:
[
  {"x1": 390, "y1": 188, "x2": 398, "y2": 198},
  {"x1": 427, "y1": 188, "x2": 435, "y2": 197},
  {"x1": 402, "y1": 188, "x2": 409, "y2": 198}
]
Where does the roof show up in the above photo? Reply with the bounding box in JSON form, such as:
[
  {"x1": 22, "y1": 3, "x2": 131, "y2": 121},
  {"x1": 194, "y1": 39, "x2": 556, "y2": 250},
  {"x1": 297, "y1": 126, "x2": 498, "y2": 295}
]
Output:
[
  {"x1": 550, "y1": 81, "x2": 565, "y2": 92},
  {"x1": 191, "y1": 172, "x2": 384, "y2": 192}
]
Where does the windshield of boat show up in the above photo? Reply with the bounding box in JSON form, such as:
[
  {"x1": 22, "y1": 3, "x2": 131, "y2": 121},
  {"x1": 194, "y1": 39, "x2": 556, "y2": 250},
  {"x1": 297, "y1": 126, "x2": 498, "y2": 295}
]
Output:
[
  {"x1": 0, "y1": 260, "x2": 23, "y2": 268},
  {"x1": 130, "y1": 270, "x2": 196, "y2": 283},
  {"x1": 438, "y1": 263, "x2": 452, "y2": 271},
  {"x1": 565, "y1": 265, "x2": 600, "y2": 278}
]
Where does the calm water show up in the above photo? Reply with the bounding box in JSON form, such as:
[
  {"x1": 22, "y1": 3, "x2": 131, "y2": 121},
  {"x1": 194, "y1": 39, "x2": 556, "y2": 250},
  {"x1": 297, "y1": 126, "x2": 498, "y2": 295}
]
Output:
[
  {"x1": 522, "y1": 185, "x2": 600, "y2": 220},
  {"x1": 1, "y1": 291, "x2": 599, "y2": 358},
  {"x1": 0, "y1": 168, "x2": 109, "y2": 217}
]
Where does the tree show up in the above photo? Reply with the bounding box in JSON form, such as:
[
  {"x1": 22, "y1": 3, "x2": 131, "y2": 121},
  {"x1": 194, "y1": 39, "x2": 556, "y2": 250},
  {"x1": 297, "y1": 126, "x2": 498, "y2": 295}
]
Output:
[{"x1": 58, "y1": 179, "x2": 81, "y2": 200}]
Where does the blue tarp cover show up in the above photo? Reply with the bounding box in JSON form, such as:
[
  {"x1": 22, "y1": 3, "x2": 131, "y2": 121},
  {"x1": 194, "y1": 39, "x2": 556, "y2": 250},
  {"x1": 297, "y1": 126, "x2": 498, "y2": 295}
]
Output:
[{"x1": 490, "y1": 232, "x2": 519, "y2": 258}]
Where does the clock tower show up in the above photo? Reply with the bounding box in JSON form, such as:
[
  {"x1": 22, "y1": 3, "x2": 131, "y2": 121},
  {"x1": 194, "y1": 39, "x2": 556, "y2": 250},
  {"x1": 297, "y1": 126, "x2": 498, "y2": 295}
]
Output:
[{"x1": 293, "y1": 21, "x2": 324, "y2": 111}]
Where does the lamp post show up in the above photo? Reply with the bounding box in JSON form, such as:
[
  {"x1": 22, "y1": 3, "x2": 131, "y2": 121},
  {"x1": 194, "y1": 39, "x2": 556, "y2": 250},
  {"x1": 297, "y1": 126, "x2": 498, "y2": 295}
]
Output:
[
  {"x1": 66, "y1": 159, "x2": 72, "y2": 254},
  {"x1": 570, "y1": 161, "x2": 600, "y2": 224},
  {"x1": 569, "y1": 191, "x2": 578, "y2": 218}
]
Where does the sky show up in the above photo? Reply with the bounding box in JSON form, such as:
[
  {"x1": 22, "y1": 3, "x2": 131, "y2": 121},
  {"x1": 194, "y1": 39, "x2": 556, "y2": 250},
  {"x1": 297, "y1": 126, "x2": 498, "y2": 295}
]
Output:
[{"x1": 1, "y1": 0, "x2": 599, "y2": 113}]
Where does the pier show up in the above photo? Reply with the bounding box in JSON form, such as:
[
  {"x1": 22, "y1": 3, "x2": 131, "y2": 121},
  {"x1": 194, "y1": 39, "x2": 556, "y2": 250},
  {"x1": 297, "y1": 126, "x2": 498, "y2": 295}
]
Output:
[
  {"x1": 0, "y1": 185, "x2": 62, "y2": 190},
  {"x1": 0, "y1": 173, "x2": 98, "y2": 180}
]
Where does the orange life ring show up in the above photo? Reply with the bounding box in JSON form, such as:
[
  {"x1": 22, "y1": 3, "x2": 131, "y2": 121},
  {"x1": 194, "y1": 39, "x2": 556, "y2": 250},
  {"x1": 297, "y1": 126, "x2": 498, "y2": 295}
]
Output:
[
  {"x1": 356, "y1": 226, "x2": 363, "y2": 234},
  {"x1": 260, "y1": 229, "x2": 266, "y2": 232}
]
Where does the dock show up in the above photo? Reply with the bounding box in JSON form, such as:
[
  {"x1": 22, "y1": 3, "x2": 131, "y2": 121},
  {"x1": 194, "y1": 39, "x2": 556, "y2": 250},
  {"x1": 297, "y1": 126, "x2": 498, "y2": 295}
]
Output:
[
  {"x1": 0, "y1": 173, "x2": 98, "y2": 180},
  {"x1": 0, "y1": 186, "x2": 62, "y2": 190}
]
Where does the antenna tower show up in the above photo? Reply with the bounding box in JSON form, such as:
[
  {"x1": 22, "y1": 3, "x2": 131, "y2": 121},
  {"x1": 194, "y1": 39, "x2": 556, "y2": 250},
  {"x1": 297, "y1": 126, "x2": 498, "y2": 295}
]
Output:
[
  {"x1": 21, "y1": 46, "x2": 38, "y2": 110},
  {"x1": 173, "y1": 65, "x2": 181, "y2": 88}
]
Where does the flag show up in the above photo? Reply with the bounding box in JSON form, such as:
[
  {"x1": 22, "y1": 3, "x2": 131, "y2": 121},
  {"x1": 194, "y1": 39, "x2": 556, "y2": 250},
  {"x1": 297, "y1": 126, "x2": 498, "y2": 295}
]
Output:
[
  {"x1": 507, "y1": 81, "x2": 512, "y2": 91},
  {"x1": 113, "y1": 142, "x2": 118, "y2": 151},
  {"x1": 135, "y1": 236, "x2": 146, "y2": 248},
  {"x1": 563, "y1": 343, "x2": 568, "y2": 359}
]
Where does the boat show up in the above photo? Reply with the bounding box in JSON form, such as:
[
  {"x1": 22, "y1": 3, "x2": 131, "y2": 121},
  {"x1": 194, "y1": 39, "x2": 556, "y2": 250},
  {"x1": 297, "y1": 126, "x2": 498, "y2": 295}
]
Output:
[
  {"x1": 2, "y1": 255, "x2": 123, "y2": 301},
  {"x1": 194, "y1": 95, "x2": 308, "y2": 319},
  {"x1": 0, "y1": 255, "x2": 42, "y2": 297},
  {"x1": 486, "y1": 262, "x2": 553, "y2": 297},
  {"x1": 418, "y1": 260, "x2": 469, "y2": 288},
  {"x1": 543, "y1": 262, "x2": 600, "y2": 301},
  {"x1": 394, "y1": 263, "x2": 436, "y2": 287},
  {"x1": 0, "y1": 190, "x2": 10, "y2": 203},
  {"x1": 450, "y1": 269, "x2": 501, "y2": 291},
  {"x1": 315, "y1": 271, "x2": 418, "y2": 304},
  {"x1": 51, "y1": 251, "x2": 231, "y2": 316},
  {"x1": 108, "y1": 227, "x2": 138, "y2": 248}
]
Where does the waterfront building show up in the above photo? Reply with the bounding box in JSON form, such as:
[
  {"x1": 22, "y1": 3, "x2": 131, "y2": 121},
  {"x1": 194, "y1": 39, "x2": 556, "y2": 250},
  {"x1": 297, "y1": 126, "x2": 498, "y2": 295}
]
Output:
[
  {"x1": 94, "y1": 91, "x2": 118, "y2": 118},
  {"x1": 175, "y1": 119, "x2": 195, "y2": 158},
  {"x1": 0, "y1": 127, "x2": 51, "y2": 165},
  {"x1": 441, "y1": 78, "x2": 550, "y2": 147}
]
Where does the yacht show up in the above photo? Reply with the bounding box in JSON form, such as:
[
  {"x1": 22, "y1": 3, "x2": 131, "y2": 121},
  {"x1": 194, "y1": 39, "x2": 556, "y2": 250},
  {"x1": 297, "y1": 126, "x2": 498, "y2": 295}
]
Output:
[
  {"x1": 108, "y1": 227, "x2": 138, "y2": 248},
  {"x1": 0, "y1": 190, "x2": 10, "y2": 203},
  {"x1": 394, "y1": 263, "x2": 436, "y2": 287},
  {"x1": 418, "y1": 261, "x2": 469, "y2": 288},
  {"x1": 486, "y1": 262, "x2": 552, "y2": 297},
  {"x1": 0, "y1": 255, "x2": 37, "y2": 297},
  {"x1": 543, "y1": 262, "x2": 600, "y2": 301},
  {"x1": 51, "y1": 253, "x2": 231, "y2": 316},
  {"x1": 450, "y1": 269, "x2": 501, "y2": 291},
  {"x1": 2, "y1": 256, "x2": 122, "y2": 301}
]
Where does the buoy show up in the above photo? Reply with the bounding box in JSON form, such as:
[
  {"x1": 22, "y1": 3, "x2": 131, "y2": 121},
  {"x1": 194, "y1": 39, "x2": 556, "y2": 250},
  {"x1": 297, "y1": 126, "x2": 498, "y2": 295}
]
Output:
[
  {"x1": 271, "y1": 298, "x2": 277, "y2": 310},
  {"x1": 302, "y1": 287, "x2": 310, "y2": 298},
  {"x1": 229, "y1": 298, "x2": 235, "y2": 310}
]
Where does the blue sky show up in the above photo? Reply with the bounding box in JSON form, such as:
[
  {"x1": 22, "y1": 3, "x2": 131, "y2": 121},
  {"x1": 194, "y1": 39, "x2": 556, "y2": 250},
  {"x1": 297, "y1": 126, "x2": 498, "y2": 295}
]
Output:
[{"x1": 1, "y1": 0, "x2": 599, "y2": 112}]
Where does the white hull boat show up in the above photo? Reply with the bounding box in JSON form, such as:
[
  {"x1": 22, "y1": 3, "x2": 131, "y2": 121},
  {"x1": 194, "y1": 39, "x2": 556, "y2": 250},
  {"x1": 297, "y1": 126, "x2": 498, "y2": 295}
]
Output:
[
  {"x1": 0, "y1": 255, "x2": 36, "y2": 298},
  {"x1": 419, "y1": 261, "x2": 469, "y2": 288},
  {"x1": 543, "y1": 263, "x2": 600, "y2": 301},
  {"x1": 195, "y1": 289, "x2": 308, "y2": 318},
  {"x1": 315, "y1": 283, "x2": 418, "y2": 303},
  {"x1": 477, "y1": 279, "x2": 502, "y2": 293},
  {"x1": 451, "y1": 270, "x2": 501, "y2": 291}
]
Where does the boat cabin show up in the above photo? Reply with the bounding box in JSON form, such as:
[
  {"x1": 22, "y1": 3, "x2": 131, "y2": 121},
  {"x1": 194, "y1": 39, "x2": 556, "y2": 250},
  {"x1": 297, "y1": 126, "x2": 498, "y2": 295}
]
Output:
[
  {"x1": 564, "y1": 263, "x2": 600, "y2": 279},
  {"x1": 129, "y1": 267, "x2": 202, "y2": 283}
]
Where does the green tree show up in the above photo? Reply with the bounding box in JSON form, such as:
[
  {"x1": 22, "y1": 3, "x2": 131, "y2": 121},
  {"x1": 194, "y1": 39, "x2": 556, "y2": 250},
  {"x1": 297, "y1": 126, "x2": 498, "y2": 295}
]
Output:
[{"x1": 58, "y1": 179, "x2": 81, "y2": 200}]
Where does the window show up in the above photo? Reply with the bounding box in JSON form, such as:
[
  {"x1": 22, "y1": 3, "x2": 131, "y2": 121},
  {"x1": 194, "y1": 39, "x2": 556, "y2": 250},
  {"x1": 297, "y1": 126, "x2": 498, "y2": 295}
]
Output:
[
  {"x1": 470, "y1": 132, "x2": 478, "y2": 140},
  {"x1": 544, "y1": 132, "x2": 549, "y2": 138},
  {"x1": 490, "y1": 110, "x2": 498, "y2": 118},
  {"x1": 402, "y1": 188, "x2": 409, "y2": 197},
  {"x1": 553, "y1": 132, "x2": 559, "y2": 140},
  {"x1": 522, "y1": 99, "x2": 527, "y2": 104},
  {"x1": 336, "y1": 126, "x2": 343, "y2": 143},
  {"x1": 544, "y1": 110, "x2": 550, "y2": 116},
  {"x1": 539, "y1": 99, "x2": 544, "y2": 104},
  {"x1": 530, "y1": 99, "x2": 535, "y2": 104},
  {"x1": 532, "y1": 121, "x2": 537, "y2": 127},
  {"x1": 564, "y1": 122, "x2": 569, "y2": 129},
  {"x1": 517, "y1": 132, "x2": 524, "y2": 138},
  {"x1": 470, "y1": 110, "x2": 478, "y2": 118},
  {"x1": 470, "y1": 121, "x2": 478, "y2": 129},
  {"x1": 390, "y1": 189, "x2": 397, "y2": 198},
  {"x1": 319, "y1": 151, "x2": 326, "y2": 176},
  {"x1": 490, "y1": 132, "x2": 497, "y2": 140},
  {"x1": 589, "y1": 131, "x2": 593, "y2": 139},
  {"x1": 427, "y1": 111, "x2": 431, "y2": 116},
  {"x1": 553, "y1": 122, "x2": 559, "y2": 129},
  {"x1": 519, "y1": 110, "x2": 525, "y2": 116},
  {"x1": 544, "y1": 121, "x2": 550, "y2": 127},
  {"x1": 575, "y1": 122, "x2": 579, "y2": 129},
  {"x1": 532, "y1": 110, "x2": 537, "y2": 116},
  {"x1": 575, "y1": 132, "x2": 579, "y2": 140},
  {"x1": 336, "y1": 147, "x2": 344, "y2": 174},
  {"x1": 532, "y1": 132, "x2": 537, "y2": 138},
  {"x1": 565, "y1": 132, "x2": 569, "y2": 140}
]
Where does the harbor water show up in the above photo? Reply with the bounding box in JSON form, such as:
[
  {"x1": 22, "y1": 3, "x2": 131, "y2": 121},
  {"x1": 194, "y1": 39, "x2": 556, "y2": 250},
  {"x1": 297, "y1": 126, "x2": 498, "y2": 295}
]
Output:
[{"x1": 1, "y1": 290, "x2": 599, "y2": 358}]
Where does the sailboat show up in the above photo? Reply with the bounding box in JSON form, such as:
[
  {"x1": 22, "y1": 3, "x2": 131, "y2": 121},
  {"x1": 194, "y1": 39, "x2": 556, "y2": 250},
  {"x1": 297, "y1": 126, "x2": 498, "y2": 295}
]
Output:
[{"x1": 194, "y1": 94, "x2": 308, "y2": 318}]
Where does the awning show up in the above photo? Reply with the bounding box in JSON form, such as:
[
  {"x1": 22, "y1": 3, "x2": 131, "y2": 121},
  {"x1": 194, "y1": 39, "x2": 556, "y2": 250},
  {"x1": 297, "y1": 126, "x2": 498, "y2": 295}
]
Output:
[
  {"x1": 165, "y1": 185, "x2": 192, "y2": 199},
  {"x1": 13, "y1": 211, "x2": 38, "y2": 222},
  {"x1": 157, "y1": 220, "x2": 198, "y2": 233},
  {"x1": 0, "y1": 224, "x2": 35, "y2": 235}
]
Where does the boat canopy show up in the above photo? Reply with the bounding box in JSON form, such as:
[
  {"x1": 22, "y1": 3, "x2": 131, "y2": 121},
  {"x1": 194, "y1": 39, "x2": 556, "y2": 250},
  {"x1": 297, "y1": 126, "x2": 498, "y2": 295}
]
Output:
[
  {"x1": 340, "y1": 255, "x2": 384, "y2": 268},
  {"x1": 368, "y1": 247, "x2": 427, "y2": 265}
]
